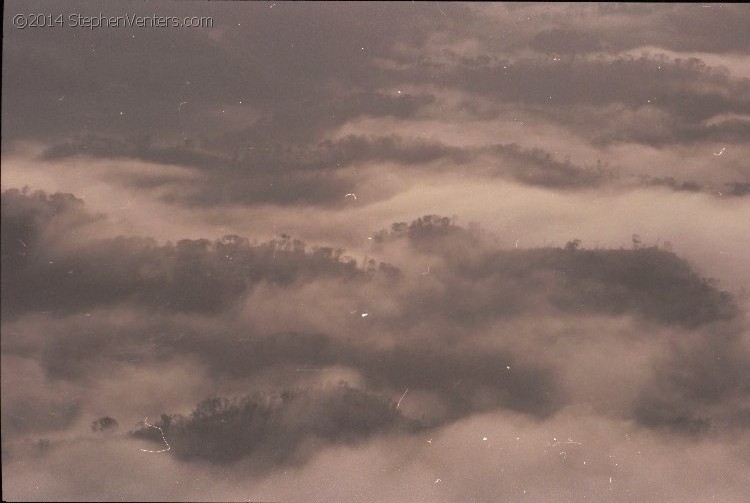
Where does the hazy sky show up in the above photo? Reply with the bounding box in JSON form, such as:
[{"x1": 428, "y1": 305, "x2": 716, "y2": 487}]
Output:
[{"x1": 2, "y1": 2, "x2": 749, "y2": 501}]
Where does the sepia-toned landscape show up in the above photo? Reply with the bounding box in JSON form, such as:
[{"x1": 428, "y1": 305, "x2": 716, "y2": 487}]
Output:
[{"x1": 2, "y1": 2, "x2": 749, "y2": 501}]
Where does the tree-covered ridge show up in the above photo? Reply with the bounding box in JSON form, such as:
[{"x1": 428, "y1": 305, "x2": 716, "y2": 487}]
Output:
[
  {"x1": 131, "y1": 385, "x2": 423, "y2": 465},
  {"x1": 455, "y1": 246, "x2": 736, "y2": 327},
  {"x1": 1, "y1": 189, "x2": 397, "y2": 317},
  {"x1": 373, "y1": 215, "x2": 737, "y2": 327},
  {"x1": 2, "y1": 190, "x2": 738, "y2": 327}
]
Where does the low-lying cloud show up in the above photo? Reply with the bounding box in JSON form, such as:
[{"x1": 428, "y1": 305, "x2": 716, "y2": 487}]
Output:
[{"x1": 2, "y1": 2, "x2": 748, "y2": 501}]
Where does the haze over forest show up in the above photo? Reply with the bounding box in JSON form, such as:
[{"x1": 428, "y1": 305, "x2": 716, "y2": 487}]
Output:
[{"x1": 2, "y1": 2, "x2": 749, "y2": 501}]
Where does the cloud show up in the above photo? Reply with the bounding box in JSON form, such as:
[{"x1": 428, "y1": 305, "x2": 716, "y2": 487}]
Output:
[
  {"x1": 400, "y1": 54, "x2": 750, "y2": 130},
  {"x1": 4, "y1": 407, "x2": 749, "y2": 502},
  {"x1": 131, "y1": 385, "x2": 423, "y2": 466},
  {"x1": 530, "y1": 28, "x2": 606, "y2": 55},
  {"x1": 2, "y1": 188, "x2": 397, "y2": 318},
  {"x1": 2, "y1": 3, "x2": 749, "y2": 500},
  {"x1": 3, "y1": 191, "x2": 745, "y2": 455},
  {"x1": 0, "y1": 356, "x2": 82, "y2": 438}
]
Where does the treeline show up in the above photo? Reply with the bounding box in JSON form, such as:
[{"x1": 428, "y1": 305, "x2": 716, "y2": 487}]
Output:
[
  {"x1": 2, "y1": 190, "x2": 737, "y2": 327},
  {"x1": 371, "y1": 214, "x2": 737, "y2": 327},
  {"x1": 131, "y1": 384, "x2": 423, "y2": 466},
  {"x1": 1, "y1": 189, "x2": 399, "y2": 317}
]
